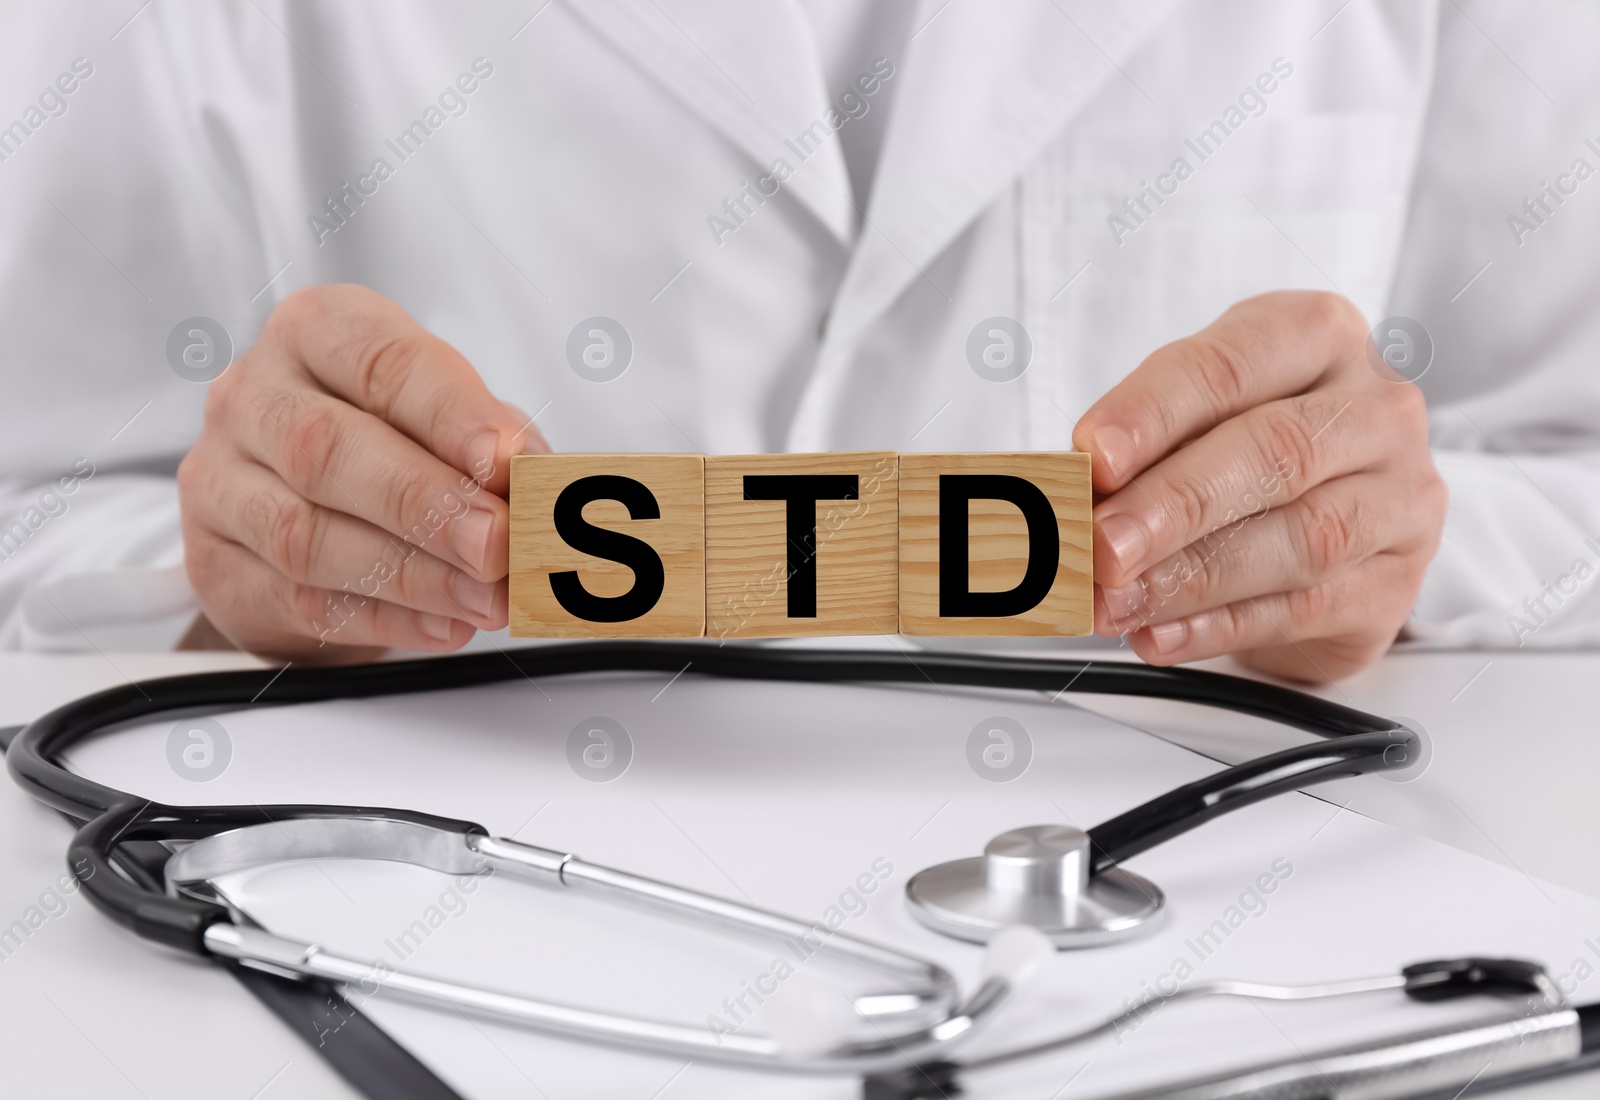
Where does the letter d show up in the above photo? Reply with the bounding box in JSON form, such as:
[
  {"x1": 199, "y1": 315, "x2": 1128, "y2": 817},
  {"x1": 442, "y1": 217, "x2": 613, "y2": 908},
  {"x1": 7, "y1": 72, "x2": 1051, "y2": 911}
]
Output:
[{"x1": 938, "y1": 475, "x2": 1058, "y2": 617}]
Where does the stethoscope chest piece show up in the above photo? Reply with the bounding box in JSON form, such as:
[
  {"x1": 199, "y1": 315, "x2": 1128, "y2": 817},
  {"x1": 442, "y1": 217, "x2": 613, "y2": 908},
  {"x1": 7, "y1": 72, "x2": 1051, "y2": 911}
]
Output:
[{"x1": 905, "y1": 824, "x2": 1164, "y2": 948}]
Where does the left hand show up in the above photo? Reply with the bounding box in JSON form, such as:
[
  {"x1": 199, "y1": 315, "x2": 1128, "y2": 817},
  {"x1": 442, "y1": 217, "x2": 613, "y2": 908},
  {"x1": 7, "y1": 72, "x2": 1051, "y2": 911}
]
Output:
[{"x1": 1072, "y1": 290, "x2": 1447, "y2": 682}]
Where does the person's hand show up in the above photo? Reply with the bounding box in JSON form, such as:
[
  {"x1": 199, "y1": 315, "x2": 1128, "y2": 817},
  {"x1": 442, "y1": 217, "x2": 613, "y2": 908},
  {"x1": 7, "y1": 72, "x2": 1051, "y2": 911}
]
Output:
[
  {"x1": 1072, "y1": 291, "x2": 1446, "y2": 682},
  {"x1": 177, "y1": 284, "x2": 545, "y2": 661}
]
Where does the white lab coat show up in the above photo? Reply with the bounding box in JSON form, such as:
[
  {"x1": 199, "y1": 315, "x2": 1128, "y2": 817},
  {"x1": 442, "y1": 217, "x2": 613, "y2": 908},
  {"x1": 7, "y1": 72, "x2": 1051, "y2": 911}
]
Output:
[{"x1": 1, "y1": 0, "x2": 1598, "y2": 652}]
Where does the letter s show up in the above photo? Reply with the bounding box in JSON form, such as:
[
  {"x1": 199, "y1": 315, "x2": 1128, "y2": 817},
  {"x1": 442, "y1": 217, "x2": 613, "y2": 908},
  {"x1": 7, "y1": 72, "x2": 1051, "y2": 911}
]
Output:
[
  {"x1": 471, "y1": 57, "x2": 494, "y2": 79},
  {"x1": 549, "y1": 475, "x2": 666, "y2": 622}
]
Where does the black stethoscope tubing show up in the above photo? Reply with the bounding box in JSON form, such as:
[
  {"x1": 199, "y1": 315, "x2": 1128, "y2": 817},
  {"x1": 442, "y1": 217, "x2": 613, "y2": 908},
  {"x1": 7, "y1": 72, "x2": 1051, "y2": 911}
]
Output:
[{"x1": 6, "y1": 640, "x2": 1416, "y2": 962}]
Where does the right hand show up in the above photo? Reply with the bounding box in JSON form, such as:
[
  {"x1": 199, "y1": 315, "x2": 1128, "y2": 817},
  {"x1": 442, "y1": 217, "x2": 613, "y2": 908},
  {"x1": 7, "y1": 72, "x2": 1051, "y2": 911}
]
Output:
[{"x1": 177, "y1": 284, "x2": 545, "y2": 661}]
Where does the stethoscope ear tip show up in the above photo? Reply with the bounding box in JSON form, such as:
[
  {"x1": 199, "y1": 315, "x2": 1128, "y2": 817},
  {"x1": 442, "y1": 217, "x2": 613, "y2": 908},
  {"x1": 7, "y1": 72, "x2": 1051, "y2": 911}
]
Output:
[
  {"x1": 763, "y1": 982, "x2": 868, "y2": 1060},
  {"x1": 1379, "y1": 716, "x2": 1433, "y2": 784},
  {"x1": 980, "y1": 925, "x2": 1056, "y2": 988},
  {"x1": 861, "y1": 1060, "x2": 962, "y2": 1100}
]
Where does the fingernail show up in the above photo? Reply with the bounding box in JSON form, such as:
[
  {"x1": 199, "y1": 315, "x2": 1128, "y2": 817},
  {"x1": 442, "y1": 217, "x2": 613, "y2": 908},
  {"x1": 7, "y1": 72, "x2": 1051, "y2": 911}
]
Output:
[
  {"x1": 1098, "y1": 513, "x2": 1148, "y2": 578},
  {"x1": 1091, "y1": 424, "x2": 1136, "y2": 482},
  {"x1": 465, "y1": 430, "x2": 502, "y2": 485},
  {"x1": 450, "y1": 507, "x2": 495, "y2": 575},
  {"x1": 501, "y1": 403, "x2": 549, "y2": 455},
  {"x1": 451, "y1": 572, "x2": 496, "y2": 620},
  {"x1": 1147, "y1": 619, "x2": 1187, "y2": 655},
  {"x1": 418, "y1": 613, "x2": 457, "y2": 643},
  {"x1": 1102, "y1": 578, "x2": 1147, "y2": 621}
]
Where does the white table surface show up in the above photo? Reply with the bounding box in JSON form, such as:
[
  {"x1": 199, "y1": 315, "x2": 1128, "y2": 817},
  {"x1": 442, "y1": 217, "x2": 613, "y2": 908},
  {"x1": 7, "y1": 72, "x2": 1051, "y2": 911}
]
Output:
[{"x1": 1, "y1": 644, "x2": 1595, "y2": 1099}]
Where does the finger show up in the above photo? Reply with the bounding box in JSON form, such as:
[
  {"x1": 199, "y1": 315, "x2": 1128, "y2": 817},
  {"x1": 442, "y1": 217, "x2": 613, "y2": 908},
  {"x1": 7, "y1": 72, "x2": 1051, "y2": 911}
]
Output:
[
  {"x1": 1096, "y1": 472, "x2": 1414, "y2": 633},
  {"x1": 270, "y1": 285, "x2": 532, "y2": 493},
  {"x1": 197, "y1": 458, "x2": 507, "y2": 630},
  {"x1": 231, "y1": 383, "x2": 509, "y2": 581},
  {"x1": 502, "y1": 402, "x2": 553, "y2": 457},
  {"x1": 1122, "y1": 551, "x2": 1420, "y2": 670},
  {"x1": 184, "y1": 527, "x2": 476, "y2": 659},
  {"x1": 1073, "y1": 291, "x2": 1366, "y2": 492},
  {"x1": 1090, "y1": 387, "x2": 1391, "y2": 586}
]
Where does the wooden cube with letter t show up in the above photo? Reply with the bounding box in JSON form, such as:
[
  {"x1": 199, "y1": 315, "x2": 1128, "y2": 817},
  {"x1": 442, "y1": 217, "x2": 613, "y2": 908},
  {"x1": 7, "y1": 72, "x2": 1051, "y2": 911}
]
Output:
[
  {"x1": 897, "y1": 452, "x2": 1092, "y2": 636},
  {"x1": 509, "y1": 454, "x2": 706, "y2": 637},
  {"x1": 704, "y1": 451, "x2": 899, "y2": 638}
]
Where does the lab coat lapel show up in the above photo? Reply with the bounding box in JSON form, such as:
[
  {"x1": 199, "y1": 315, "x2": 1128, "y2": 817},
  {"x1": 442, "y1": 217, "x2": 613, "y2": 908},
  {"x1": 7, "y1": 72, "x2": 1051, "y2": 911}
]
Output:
[
  {"x1": 559, "y1": 0, "x2": 855, "y2": 244},
  {"x1": 791, "y1": 0, "x2": 1177, "y2": 447}
]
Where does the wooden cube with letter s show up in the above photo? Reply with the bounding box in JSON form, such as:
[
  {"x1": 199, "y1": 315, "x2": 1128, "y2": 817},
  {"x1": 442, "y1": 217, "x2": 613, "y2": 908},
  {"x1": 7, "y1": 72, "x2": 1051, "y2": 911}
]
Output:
[{"x1": 509, "y1": 454, "x2": 706, "y2": 637}]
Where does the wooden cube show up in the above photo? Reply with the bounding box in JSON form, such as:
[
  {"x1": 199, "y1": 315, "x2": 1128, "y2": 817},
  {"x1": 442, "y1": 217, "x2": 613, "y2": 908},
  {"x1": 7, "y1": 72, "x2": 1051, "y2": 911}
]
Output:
[
  {"x1": 509, "y1": 454, "x2": 705, "y2": 638},
  {"x1": 898, "y1": 452, "x2": 1092, "y2": 636},
  {"x1": 704, "y1": 452, "x2": 898, "y2": 638}
]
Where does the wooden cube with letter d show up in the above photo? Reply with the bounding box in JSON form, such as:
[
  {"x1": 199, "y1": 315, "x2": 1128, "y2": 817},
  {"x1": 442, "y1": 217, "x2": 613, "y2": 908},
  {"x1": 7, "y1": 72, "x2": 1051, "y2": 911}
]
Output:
[
  {"x1": 509, "y1": 454, "x2": 706, "y2": 637},
  {"x1": 897, "y1": 452, "x2": 1092, "y2": 636}
]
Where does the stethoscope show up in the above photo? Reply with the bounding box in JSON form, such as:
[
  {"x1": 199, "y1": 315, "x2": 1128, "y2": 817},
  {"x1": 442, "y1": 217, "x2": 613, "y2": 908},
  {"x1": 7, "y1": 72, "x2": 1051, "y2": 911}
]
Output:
[{"x1": 9, "y1": 640, "x2": 1588, "y2": 1097}]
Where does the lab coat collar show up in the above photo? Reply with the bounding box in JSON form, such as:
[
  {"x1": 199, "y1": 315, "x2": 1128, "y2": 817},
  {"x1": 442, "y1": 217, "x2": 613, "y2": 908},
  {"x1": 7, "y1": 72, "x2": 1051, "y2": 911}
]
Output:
[
  {"x1": 559, "y1": 0, "x2": 857, "y2": 245},
  {"x1": 822, "y1": 0, "x2": 1177, "y2": 354},
  {"x1": 782, "y1": 0, "x2": 1176, "y2": 449}
]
